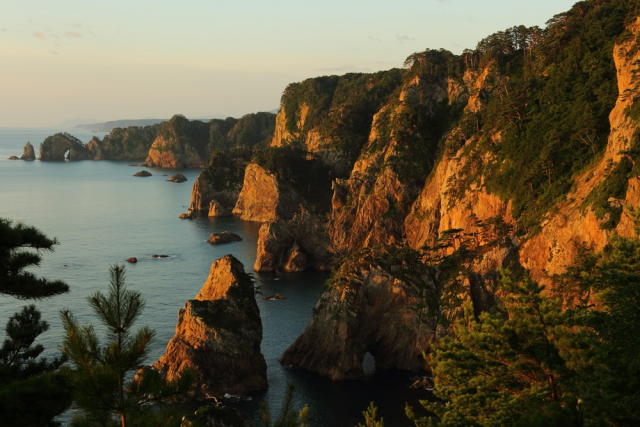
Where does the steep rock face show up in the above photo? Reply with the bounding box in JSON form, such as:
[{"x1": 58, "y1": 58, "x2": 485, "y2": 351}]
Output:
[
  {"x1": 232, "y1": 163, "x2": 303, "y2": 223},
  {"x1": 88, "y1": 125, "x2": 159, "y2": 160},
  {"x1": 271, "y1": 71, "x2": 404, "y2": 172},
  {"x1": 21, "y1": 142, "x2": 35, "y2": 161},
  {"x1": 153, "y1": 255, "x2": 267, "y2": 397},
  {"x1": 280, "y1": 265, "x2": 432, "y2": 380},
  {"x1": 254, "y1": 210, "x2": 333, "y2": 272},
  {"x1": 146, "y1": 115, "x2": 211, "y2": 168},
  {"x1": 328, "y1": 70, "x2": 463, "y2": 254},
  {"x1": 519, "y1": 17, "x2": 640, "y2": 282},
  {"x1": 39, "y1": 133, "x2": 93, "y2": 161},
  {"x1": 188, "y1": 173, "x2": 239, "y2": 214}
]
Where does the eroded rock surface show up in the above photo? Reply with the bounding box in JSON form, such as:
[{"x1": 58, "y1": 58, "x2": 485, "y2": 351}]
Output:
[
  {"x1": 39, "y1": 133, "x2": 93, "y2": 161},
  {"x1": 232, "y1": 163, "x2": 303, "y2": 223},
  {"x1": 154, "y1": 255, "x2": 267, "y2": 397},
  {"x1": 21, "y1": 142, "x2": 35, "y2": 161},
  {"x1": 207, "y1": 232, "x2": 243, "y2": 245},
  {"x1": 254, "y1": 211, "x2": 333, "y2": 272}
]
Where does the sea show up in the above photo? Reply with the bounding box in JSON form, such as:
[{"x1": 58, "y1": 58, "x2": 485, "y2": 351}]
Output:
[{"x1": 0, "y1": 127, "x2": 431, "y2": 426}]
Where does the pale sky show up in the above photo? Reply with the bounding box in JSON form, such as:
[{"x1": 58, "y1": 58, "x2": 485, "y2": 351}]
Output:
[{"x1": 0, "y1": 0, "x2": 577, "y2": 127}]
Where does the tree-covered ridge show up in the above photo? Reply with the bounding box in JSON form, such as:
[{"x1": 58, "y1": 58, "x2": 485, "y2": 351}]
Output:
[
  {"x1": 425, "y1": 0, "x2": 639, "y2": 234},
  {"x1": 279, "y1": 69, "x2": 404, "y2": 162}
]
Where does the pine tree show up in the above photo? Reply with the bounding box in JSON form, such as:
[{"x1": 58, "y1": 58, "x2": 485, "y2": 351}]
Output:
[
  {"x1": 261, "y1": 383, "x2": 310, "y2": 427},
  {"x1": 61, "y1": 265, "x2": 194, "y2": 427},
  {"x1": 408, "y1": 273, "x2": 583, "y2": 427},
  {"x1": 0, "y1": 218, "x2": 73, "y2": 425},
  {"x1": 357, "y1": 402, "x2": 384, "y2": 427}
]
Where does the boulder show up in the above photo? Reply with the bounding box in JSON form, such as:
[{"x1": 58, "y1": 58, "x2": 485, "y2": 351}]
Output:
[
  {"x1": 179, "y1": 212, "x2": 195, "y2": 219},
  {"x1": 282, "y1": 243, "x2": 307, "y2": 272},
  {"x1": 134, "y1": 170, "x2": 152, "y2": 177},
  {"x1": 154, "y1": 255, "x2": 267, "y2": 397},
  {"x1": 21, "y1": 142, "x2": 35, "y2": 161},
  {"x1": 126, "y1": 257, "x2": 137, "y2": 263},
  {"x1": 208, "y1": 200, "x2": 232, "y2": 217},
  {"x1": 207, "y1": 231, "x2": 243, "y2": 245},
  {"x1": 167, "y1": 173, "x2": 187, "y2": 183}
]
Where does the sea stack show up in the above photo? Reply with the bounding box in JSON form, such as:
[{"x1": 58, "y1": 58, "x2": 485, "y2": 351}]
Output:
[
  {"x1": 153, "y1": 255, "x2": 267, "y2": 397},
  {"x1": 21, "y1": 142, "x2": 35, "y2": 161}
]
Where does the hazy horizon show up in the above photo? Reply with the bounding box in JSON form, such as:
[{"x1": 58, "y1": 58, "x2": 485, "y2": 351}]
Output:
[{"x1": 2, "y1": 0, "x2": 576, "y2": 128}]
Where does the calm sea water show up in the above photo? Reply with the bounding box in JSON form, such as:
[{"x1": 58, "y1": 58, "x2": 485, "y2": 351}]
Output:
[{"x1": 0, "y1": 128, "x2": 429, "y2": 426}]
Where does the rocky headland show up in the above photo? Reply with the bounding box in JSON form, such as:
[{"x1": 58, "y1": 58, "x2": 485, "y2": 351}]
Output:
[{"x1": 153, "y1": 255, "x2": 267, "y2": 398}]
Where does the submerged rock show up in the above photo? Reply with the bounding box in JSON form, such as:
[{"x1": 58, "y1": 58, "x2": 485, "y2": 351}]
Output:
[
  {"x1": 7, "y1": 156, "x2": 19, "y2": 160},
  {"x1": 167, "y1": 173, "x2": 187, "y2": 183},
  {"x1": 134, "y1": 170, "x2": 152, "y2": 177},
  {"x1": 154, "y1": 255, "x2": 267, "y2": 397},
  {"x1": 21, "y1": 142, "x2": 35, "y2": 161},
  {"x1": 152, "y1": 254, "x2": 169, "y2": 258},
  {"x1": 207, "y1": 232, "x2": 243, "y2": 245}
]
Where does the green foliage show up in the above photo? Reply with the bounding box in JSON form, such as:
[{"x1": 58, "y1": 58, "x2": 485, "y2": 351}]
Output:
[
  {"x1": 582, "y1": 158, "x2": 633, "y2": 229},
  {"x1": 225, "y1": 112, "x2": 276, "y2": 148},
  {"x1": 252, "y1": 147, "x2": 336, "y2": 213},
  {"x1": 99, "y1": 124, "x2": 160, "y2": 159},
  {"x1": 202, "y1": 146, "x2": 254, "y2": 192},
  {"x1": 410, "y1": 273, "x2": 582, "y2": 427},
  {"x1": 554, "y1": 234, "x2": 640, "y2": 425},
  {"x1": 414, "y1": 233, "x2": 640, "y2": 427},
  {"x1": 261, "y1": 383, "x2": 310, "y2": 427},
  {"x1": 280, "y1": 70, "x2": 403, "y2": 163},
  {"x1": 0, "y1": 306, "x2": 73, "y2": 427},
  {"x1": 0, "y1": 218, "x2": 73, "y2": 426},
  {"x1": 356, "y1": 402, "x2": 385, "y2": 427},
  {"x1": 183, "y1": 404, "x2": 253, "y2": 427},
  {"x1": 468, "y1": 0, "x2": 631, "y2": 233},
  {"x1": 0, "y1": 218, "x2": 69, "y2": 299},
  {"x1": 61, "y1": 265, "x2": 194, "y2": 427}
]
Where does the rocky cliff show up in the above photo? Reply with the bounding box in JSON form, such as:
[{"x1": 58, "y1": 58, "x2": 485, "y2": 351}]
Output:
[
  {"x1": 278, "y1": 1, "x2": 640, "y2": 379},
  {"x1": 87, "y1": 124, "x2": 160, "y2": 160},
  {"x1": 146, "y1": 113, "x2": 276, "y2": 168},
  {"x1": 254, "y1": 209, "x2": 333, "y2": 272},
  {"x1": 38, "y1": 133, "x2": 94, "y2": 161},
  {"x1": 153, "y1": 255, "x2": 267, "y2": 398},
  {"x1": 232, "y1": 163, "x2": 304, "y2": 222}
]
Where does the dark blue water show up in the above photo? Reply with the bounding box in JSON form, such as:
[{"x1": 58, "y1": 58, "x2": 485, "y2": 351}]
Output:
[{"x1": 0, "y1": 128, "x2": 430, "y2": 426}]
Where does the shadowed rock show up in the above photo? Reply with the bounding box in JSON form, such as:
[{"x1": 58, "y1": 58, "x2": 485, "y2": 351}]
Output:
[
  {"x1": 154, "y1": 255, "x2": 267, "y2": 397},
  {"x1": 207, "y1": 231, "x2": 243, "y2": 245}
]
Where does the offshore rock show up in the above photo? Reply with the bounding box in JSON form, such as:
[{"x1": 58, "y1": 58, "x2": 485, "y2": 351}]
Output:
[
  {"x1": 154, "y1": 255, "x2": 267, "y2": 397},
  {"x1": 21, "y1": 142, "x2": 35, "y2": 161},
  {"x1": 7, "y1": 156, "x2": 19, "y2": 160},
  {"x1": 133, "y1": 170, "x2": 152, "y2": 177},
  {"x1": 207, "y1": 232, "x2": 243, "y2": 245},
  {"x1": 38, "y1": 133, "x2": 93, "y2": 161},
  {"x1": 167, "y1": 173, "x2": 188, "y2": 183},
  {"x1": 232, "y1": 163, "x2": 303, "y2": 223}
]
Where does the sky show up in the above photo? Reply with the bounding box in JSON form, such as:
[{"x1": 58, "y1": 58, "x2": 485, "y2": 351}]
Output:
[{"x1": 0, "y1": 0, "x2": 578, "y2": 128}]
